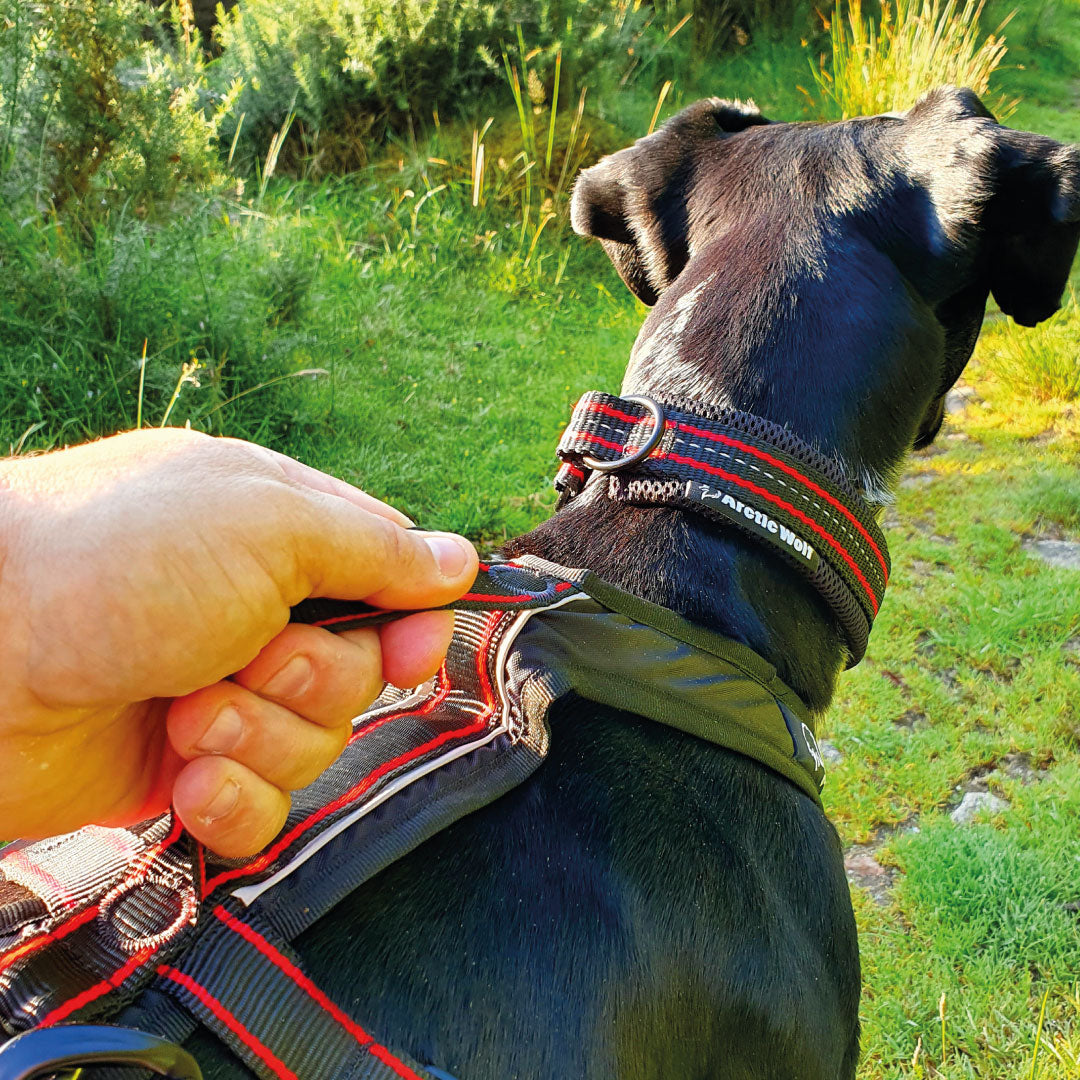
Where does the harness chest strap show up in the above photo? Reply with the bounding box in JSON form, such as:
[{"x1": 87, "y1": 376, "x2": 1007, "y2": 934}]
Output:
[
  {"x1": 0, "y1": 559, "x2": 822, "y2": 1080},
  {"x1": 553, "y1": 391, "x2": 891, "y2": 667}
]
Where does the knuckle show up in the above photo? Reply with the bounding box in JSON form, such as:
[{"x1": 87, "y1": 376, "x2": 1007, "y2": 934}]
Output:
[{"x1": 375, "y1": 516, "x2": 419, "y2": 574}]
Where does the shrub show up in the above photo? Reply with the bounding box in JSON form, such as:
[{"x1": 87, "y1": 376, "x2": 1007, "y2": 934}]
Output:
[
  {"x1": 213, "y1": 0, "x2": 658, "y2": 173},
  {"x1": 0, "y1": 0, "x2": 232, "y2": 216},
  {"x1": 811, "y1": 0, "x2": 1014, "y2": 120}
]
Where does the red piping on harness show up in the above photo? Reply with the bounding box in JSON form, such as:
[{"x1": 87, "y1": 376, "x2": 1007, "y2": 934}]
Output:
[
  {"x1": 579, "y1": 401, "x2": 886, "y2": 583},
  {"x1": 566, "y1": 430, "x2": 625, "y2": 452},
  {"x1": 670, "y1": 419, "x2": 889, "y2": 581},
  {"x1": 369, "y1": 1043, "x2": 428, "y2": 1079},
  {"x1": 565, "y1": 426, "x2": 880, "y2": 612},
  {"x1": 40, "y1": 945, "x2": 157, "y2": 1027},
  {"x1": 0, "y1": 815, "x2": 185, "y2": 977},
  {"x1": 461, "y1": 582, "x2": 575, "y2": 604},
  {"x1": 654, "y1": 449, "x2": 881, "y2": 614},
  {"x1": 158, "y1": 964, "x2": 299, "y2": 1080},
  {"x1": 213, "y1": 907, "x2": 424, "y2": 1080},
  {"x1": 587, "y1": 401, "x2": 654, "y2": 426},
  {"x1": 347, "y1": 662, "x2": 454, "y2": 747},
  {"x1": 0, "y1": 903, "x2": 99, "y2": 978},
  {"x1": 205, "y1": 613, "x2": 504, "y2": 894}
]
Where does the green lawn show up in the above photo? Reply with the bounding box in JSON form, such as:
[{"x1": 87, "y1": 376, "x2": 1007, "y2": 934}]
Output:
[{"x1": 826, "y1": 348, "x2": 1080, "y2": 1078}]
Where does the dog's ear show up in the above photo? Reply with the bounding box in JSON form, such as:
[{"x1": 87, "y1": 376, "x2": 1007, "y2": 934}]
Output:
[
  {"x1": 571, "y1": 98, "x2": 770, "y2": 305},
  {"x1": 904, "y1": 87, "x2": 1080, "y2": 326},
  {"x1": 985, "y1": 128, "x2": 1080, "y2": 326}
]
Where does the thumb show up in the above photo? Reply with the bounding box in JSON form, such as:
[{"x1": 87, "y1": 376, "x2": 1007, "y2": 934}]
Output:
[{"x1": 290, "y1": 490, "x2": 478, "y2": 609}]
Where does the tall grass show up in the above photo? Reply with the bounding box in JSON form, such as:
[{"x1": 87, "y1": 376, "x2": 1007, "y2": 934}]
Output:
[
  {"x1": 812, "y1": 0, "x2": 1015, "y2": 120},
  {"x1": 376, "y1": 37, "x2": 628, "y2": 290}
]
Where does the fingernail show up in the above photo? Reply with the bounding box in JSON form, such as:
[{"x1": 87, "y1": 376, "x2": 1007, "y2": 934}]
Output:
[
  {"x1": 260, "y1": 655, "x2": 313, "y2": 699},
  {"x1": 196, "y1": 706, "x2": 244, "y2": 755},
  {"x1": 424, "y1": 534, "x2": 472, "y2": 579},
  {"x1": 198, "y1": 777, "x2": 239, "y2": 826}
]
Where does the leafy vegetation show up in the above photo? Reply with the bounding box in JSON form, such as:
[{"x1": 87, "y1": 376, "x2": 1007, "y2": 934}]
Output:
[
  {"x1": 214, "y1": 0, "x2": 663, "y2": 172},
  {"x1": 2, "y1": 0, "x2": 1080, "y2": 1076},
  {"x1": 0, "y1": 0, "x2": 230, "y2": 214}
]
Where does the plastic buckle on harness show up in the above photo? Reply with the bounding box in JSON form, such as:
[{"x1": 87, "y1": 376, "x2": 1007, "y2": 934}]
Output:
[{"x1": 0, "y1": 1026, "x2": 201, "y2": 1080}]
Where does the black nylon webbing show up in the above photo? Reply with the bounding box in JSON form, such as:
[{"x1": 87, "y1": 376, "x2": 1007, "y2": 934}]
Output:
[
  {"x1": 155, "y1": 904, "x2": 439, "y2": 1080},
  {"x1": 0, "y1": 556, "x2": 825, "y2": 1077},
  {"x1": 289, "y1": 560, "x2": 586, "y2": 632}
]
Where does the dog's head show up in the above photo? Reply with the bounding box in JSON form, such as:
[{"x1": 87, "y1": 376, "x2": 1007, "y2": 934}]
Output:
[{"x1": 572, "y1": 88, "x2": 1080, "y2": 472}]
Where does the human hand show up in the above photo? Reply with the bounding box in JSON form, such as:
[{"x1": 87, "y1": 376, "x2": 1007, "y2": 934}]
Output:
[{"x1": 0, "y1": 428, "x2": 477, "y2": 857}]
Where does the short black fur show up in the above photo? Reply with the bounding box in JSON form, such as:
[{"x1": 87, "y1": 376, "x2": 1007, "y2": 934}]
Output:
[{"x1": 191, "y1": 88, "x2": 1080, "y2": 1079}]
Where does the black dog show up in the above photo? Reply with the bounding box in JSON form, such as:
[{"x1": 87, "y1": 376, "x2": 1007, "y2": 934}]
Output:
[{"x1": 191, "y1": 88, "x2": 1080, "y2": 1079}]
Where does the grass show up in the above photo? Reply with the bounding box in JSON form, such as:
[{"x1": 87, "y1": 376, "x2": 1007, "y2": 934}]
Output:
[
  {"x1": 2, "y1": 0, "x2": 1080, "y2": 1076},
  {"x1": 979, "y1": 298, "x2": 1080, "y2": 402},
  {"x1": 822, "y1": 355, "x2": 1080, "y2": 1078},
  {"x1": 812, "y1": 0, "x2": 1015, "y2": 120}
]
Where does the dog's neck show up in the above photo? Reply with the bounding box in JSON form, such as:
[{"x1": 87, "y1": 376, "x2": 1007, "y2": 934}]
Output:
[{"x1": 507, "y1": 241, "x2": 955, "y2": 712}]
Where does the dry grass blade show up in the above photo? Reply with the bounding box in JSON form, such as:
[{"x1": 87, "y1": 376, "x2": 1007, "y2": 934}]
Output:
[
  {"x1": 649, "y1": 80, "x2": 673, "y2": 135},
  {"x1": 813, "y1": 0, "x2": 1017, "y2": 120}
]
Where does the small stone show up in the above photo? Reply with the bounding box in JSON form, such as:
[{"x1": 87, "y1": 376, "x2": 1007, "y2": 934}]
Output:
[
  {"x1": 945, "y1": 385, "x2": 980, "y2": 413},
  {"x1": 819, "y1": 740, "x2": 844, "y2": 765},
  {"x1": 1023, "y1": 540, "x2": 1080, "y2": 570},
  {"x1": 899, "y1": 473, "x2": 936, "y2": 489},
  {"x1": 909, "y1": 558, "x2": 953, "y2": 579},
  {"x1": 950, "y1": 791, "x2": 1009, "y2": 826},
  {"x1": 912, "y1": 441, "x2": 948, "y2": 459},
  {"x1": 998, "y1": 752, "x2": 1043, "y2": 785},
  {"x1": 894, "y1": 708, "x2": 927, "y2": 729},
  {"x1": 940, "y1": 667, "x2": 963, "y2": 694},
  {"x1": 844, "y1": 847, "x2": 898, "y2": 905},
  {"x1": 1021, "y1": 430, "x2": 1055, "y2": 446}
]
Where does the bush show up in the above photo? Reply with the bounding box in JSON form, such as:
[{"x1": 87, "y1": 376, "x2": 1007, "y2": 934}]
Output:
[
  {"x1": 0, "y1": 0, "x2": 232, "y2": 216},
  {"x1": 214, "y1": 0, "x2": 658, "y2": 173},
  {"x1": 811, "y1": 0, "x2": 1014, "y2": 120}
]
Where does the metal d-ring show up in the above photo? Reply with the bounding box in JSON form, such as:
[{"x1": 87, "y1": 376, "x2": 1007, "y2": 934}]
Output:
[
  {"x1": 0, "y1": 1025, "x2": 202, "y2": 1080},
  {"x1": 582, "y1": 395, "x2": 665, "y2": 473}
]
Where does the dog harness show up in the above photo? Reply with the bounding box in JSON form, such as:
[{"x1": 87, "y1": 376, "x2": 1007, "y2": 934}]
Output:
[{"x1": 0, "y1": 394, "x2": 885, "y2": 1079}]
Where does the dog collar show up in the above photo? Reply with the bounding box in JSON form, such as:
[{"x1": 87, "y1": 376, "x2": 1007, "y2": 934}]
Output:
[{"x1": 553, "y1": 391, "x2": 890, "y2": 666}]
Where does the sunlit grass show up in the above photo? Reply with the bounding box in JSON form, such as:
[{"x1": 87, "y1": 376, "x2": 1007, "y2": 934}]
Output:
[
  {"x1": 812, "y1": 0, "x2": 1015, "y2": 119},
  {"x1": 979, "y1": 296, "x2": 1080, "y2": 403}
]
